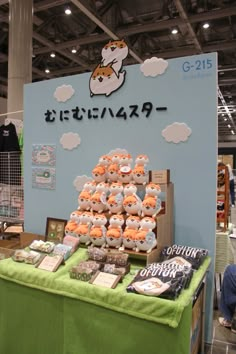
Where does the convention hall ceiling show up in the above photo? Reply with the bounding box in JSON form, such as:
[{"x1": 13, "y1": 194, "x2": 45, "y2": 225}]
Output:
[{"x1": 0, "y1": 0, "x2": 236, "y2": 142}]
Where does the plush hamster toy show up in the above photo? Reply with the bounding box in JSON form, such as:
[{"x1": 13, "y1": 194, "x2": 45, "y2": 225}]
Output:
[
  {"x1": 135, "y1": 154, "x2": 149, "y2": 167},
  {"x1": 119, "y1": 154, "x2": 133, "y2": 167},
  {"x1": 111, "y1": 153, "x2": 122, "y2": 165},
  {"x1": 74, "y1": 211, "x2": 93, "y2": 245},
  {"x1": 135, "y1": 217, "x2": 157, "y2": 253},
  {"x1": 98, "y1": 155, "x2": 112, "y2": 168},
  {"x1": 106, "y1": 214, "x2": 124, "y2": 248},
  {"x1": 89, "y1": 214, "x2": 107, "y2": 247},
  {"x1": 118, "y1": 166, "x2": 133, "y2": 184},
  {"x1": 90, "y1": 191, "x2": 107, "y2": 214},
  {"x1": 95, "y1": 182, "x2": 110, "y2": 195},
  {"x1": 107, "y1": 182, "x2": 124, "y2": 214},
  {"x1": 83, "y1": 180, "x2": 97, "y2": 195},
  {"x1": 123, "y1": 184, "x2": 141, "y2": 216},
  {"x1": 70, "y1": 210, "x2": 81, "y2": 224},
  {"x1": 65, "y1": 220, "x2": 78, "y2": 238},
  {"x1": 145, "y1": 183, "x2": 161, "y2": 198},
  {"x1": 132, "y1": 165, "x2": 149, "y2": 185},
  {"x1": 141, "y1": 196, "x2": 162, "y2": 218},
  {"x1": 107, "y1": 163, "x2": 119, "y2": 182},
  {"x1": 78, "y1": 190, "x2": 91, "y2": 211},
  {"x1": 92, "y1": 165, "x2": 106, "y2": 183},
  {"x1": 120, "y1": 215, "x2": 140, "y2": 251}
]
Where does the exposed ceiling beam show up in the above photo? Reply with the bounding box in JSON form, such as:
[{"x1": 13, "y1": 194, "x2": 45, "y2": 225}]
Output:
[
  {"x1": 70, "y1": 0, "x2": 143, "y2": 64},
  {"x1": 33, "y1": 6, "x2": 236, "y2": 56},
  {"x1": 0, "y1": 0, "x2": 8, "y2": 5},
  {"x1": 34, "y1": 0, "x2": 68, "y2": 12},
  {"x1": 33, "y1": 32, "x2": 92, "y2": 69},
  {"x1": 174, "y1": 0, "x2": 202, "y2": 53},
  {"x1": 219, "y1": 79, "x2": 236, "y2": 86}
]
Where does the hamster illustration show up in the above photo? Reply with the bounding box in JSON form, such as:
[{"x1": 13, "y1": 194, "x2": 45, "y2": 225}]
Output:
[
  {"x1": 89, "y1": 63, "x2": 126, "y2": 97},
  {"x1": 101, "y1": 39, "x2": 129, "y2": 75}
]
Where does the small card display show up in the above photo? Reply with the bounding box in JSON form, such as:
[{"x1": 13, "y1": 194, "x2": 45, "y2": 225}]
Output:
[
  {"x1": 90, "y1": 271, "x2": 121, "y2": 289},
  {"x1": 36, "y1": 254, "x2": 64, "y2": 272}
]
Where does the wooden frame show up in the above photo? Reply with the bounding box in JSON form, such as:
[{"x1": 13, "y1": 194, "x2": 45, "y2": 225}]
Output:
[{"x1": 45, "y1": 217, "x2": 67, "y2": 243}]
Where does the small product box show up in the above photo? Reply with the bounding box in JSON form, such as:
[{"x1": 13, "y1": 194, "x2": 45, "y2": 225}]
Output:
[{"x1": 149, "y1": 170, "x2": 170, "y2": 184}]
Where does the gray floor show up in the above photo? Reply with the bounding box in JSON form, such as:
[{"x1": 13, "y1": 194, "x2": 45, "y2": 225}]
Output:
[{"x1": 206, "y1": 207, "x2": 236, "y2": 353}]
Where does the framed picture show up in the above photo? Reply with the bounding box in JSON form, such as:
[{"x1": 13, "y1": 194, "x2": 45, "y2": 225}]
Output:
[{"x1": 45, "y1": 217, "x2": 67, "y2": 243}]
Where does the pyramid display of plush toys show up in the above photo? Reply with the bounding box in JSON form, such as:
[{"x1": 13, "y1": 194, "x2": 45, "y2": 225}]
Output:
[{"x1": 65, "y1": 152, "x2": 163, "y2": 254}]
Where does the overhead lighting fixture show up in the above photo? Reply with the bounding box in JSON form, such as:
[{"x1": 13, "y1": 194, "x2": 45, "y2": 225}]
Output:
[
  {"x1": 45, "y1": 68, "x2": 50, "y2": 74},
  {"x1": 232, "y1": 130, "x2": 235, "y2": 135},
  {"x1": 71, "y1": 47, "x2": 77, "y2": 53},
  {"x1": 65, "y1": 7, "x2": 72, "y2": 15},
  {"x1": 203, "y1": 23, "x2": 210, "y2": 29},
  {"x1": 228, "y1": 124, "x2": 231, "y2": 128},
  {"x1": 171, "y1": 28, "x2": 178, "y2": 35},
  {"x1": 224, "y1": 118, "x2": 227, "y2": 121},
  {"x1": 50, "y1": 52, "x2": 56, "y2": 58}
]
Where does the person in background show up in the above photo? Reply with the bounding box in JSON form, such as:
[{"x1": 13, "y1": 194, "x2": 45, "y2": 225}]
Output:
[
  {"x1": 219, "y1": 264, "x2": 236, "y2": 333},
  {"x1": 227, "y1": 164, "x2": 235, "y2": 207}
]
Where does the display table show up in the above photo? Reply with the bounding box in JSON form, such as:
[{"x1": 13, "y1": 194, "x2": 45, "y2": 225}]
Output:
[{"x1": 0, "y1": 249, "x2": 210, "y2": 354}]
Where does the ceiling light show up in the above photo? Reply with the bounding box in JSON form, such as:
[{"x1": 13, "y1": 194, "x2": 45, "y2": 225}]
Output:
[
  {"x1": 171, "y1": 28, "x2": 178, "y2": 35},
  {"x1": 71, "y1": 47, "x2": 77, "y2": 53},
  {"x1": 65, "y1": 7, "x2": 72, "y2": 15},
  {"x1": 45, "y1": 68, "x2": 50, "y2": 74},
  {"x1": 228, "y1": 124, "x2": 231, "y2": 128},
  {"x1": 224, "y1": 118, "x2": 227, "y2": 121},
  {"x1": 231, "y1": 130, "x2": 235, "y2": 135},
  {"x1": 203, "y1": 23, "x2": 210, "y2": 29},
  {"x1": 50, "y1": 52, "x2": 56, "y2": 58}
]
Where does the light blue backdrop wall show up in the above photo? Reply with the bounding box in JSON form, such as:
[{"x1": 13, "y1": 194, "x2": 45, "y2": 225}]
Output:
[{"x1": 24, "y1": 52, "x2": 217, "y2": 343}]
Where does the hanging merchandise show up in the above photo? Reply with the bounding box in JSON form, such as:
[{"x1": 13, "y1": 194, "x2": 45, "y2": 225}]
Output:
[{"x1": 0, "y1": 122, "x2": 21, "y2": 185}]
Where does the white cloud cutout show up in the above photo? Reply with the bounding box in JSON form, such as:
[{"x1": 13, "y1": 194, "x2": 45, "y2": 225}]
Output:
[
  {"x1": 107, "y1": 148, "x2": 128, "y2": 156},
  {"x1": 54, "y1": 84, "x2": 75, "y2": 102},
  {"x1": 162, "y1": 122, "x2": 192, "y2": 144},
  {"x1": 60, "y1": 132, "x2": 81, "y2": 150},
  {"x1": 73, "y1": 175, "x2": 93, "y2": 192},
  {"x1": 140, "y1": 57, "x2": 168, "y2": 77}
]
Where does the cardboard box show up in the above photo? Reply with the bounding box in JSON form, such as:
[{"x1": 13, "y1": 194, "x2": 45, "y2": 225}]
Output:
[
  {"x1": 149, "y1": 170, "x2": 170, "y2": 184},
  {"x1": 20, "y1": 232, "x2": 45, "y2": 248}
]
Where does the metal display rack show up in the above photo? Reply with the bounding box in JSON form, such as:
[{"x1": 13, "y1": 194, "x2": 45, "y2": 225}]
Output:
[{"x1": 0, "y1": 151, "x2": 24, "y2": 237}]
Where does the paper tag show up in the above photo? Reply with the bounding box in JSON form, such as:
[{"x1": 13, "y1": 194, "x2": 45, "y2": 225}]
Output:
[
  {"x1": 100, "y1": 194, "x2": 107, "y2": 204},
  {"x1": 115, "y1": 193, "x2": 123, "y2": 203},
  {"x1": 156, "y1": 198, "x2": 162, "y2": 211},
  {"x1": 120, "y1": 166, "x2": 131, "y2": 174},
  {"x1": 145, "y1": 231, "x2": 155, "y2": 244}
]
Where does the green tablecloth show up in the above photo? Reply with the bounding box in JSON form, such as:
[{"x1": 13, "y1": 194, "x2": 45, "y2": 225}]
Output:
[{"x1": 0, "y1": 249, "x2": 210, "y2": 354}]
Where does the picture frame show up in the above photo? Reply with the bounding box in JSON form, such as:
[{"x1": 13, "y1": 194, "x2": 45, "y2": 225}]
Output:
[
  {"x1": 45, "y1": 217, "x2": 67, "y2": 243},
  {"x1": 89, "y1": 271, "x2": 121, "y2": 289}
]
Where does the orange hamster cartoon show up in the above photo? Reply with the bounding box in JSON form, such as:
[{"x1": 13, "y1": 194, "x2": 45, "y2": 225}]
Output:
[
  {"x1": 132, "y1": 165, "x2": 149, "y2": 185},
  {"x1": 89, "y1": 63, "x2": 126, "y2": 97},
  {"x1": 101, "y1": 39, "x2": 128, "y2": 75}
]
